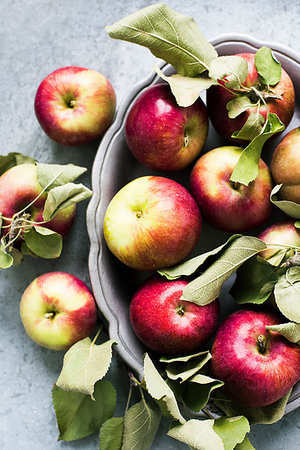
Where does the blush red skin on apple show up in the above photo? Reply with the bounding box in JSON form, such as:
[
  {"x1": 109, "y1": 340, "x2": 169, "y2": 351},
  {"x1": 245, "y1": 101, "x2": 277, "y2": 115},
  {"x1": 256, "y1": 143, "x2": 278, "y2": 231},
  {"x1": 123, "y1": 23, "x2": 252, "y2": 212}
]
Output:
[
  {"x1": 129, "y1": 277, "x2": 220, "y2": 355},
  {"x1": 259, "y1": 220, "x2": 300, "y2": 260},
  {"x1": 125, "y1": 83, "x2": 208, "y2": 172},
  {"x1": 210, "y1": 309, "x2": 300, "y2": 407}
]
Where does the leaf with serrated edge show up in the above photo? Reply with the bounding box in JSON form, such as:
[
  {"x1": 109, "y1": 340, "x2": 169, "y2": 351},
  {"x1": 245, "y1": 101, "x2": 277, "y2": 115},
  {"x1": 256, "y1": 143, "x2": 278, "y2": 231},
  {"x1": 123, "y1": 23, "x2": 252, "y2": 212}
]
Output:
[
  {"x1": 235, "y1": 436, "x2": 255, "y2": 450},
  {"x1": 270, "y1": 184, "x2": 300, "y2": 219},
  {"x1": 160, "y1": 350, "x2": 210, "y2": 364},
  {"x1": 167, "y1": 419, "x2": 224, "y2": 450},
  {"x1": 0, "y1": 244, "x2": 14, "y2": 269},
  {"x1": 37, "y1": 162, "x2": 87, "y2": 191},
  {"x1": 143, "y1": 353, "x2": 185, "y2": 423},
  {"x1": 154, "y1": 67, "x2": 216, "y2": 107},
  {"x1": 23, "y1": 226, "x2": 62, "y2": 259},
  {"x1": 266, "y1": 322, "x2": 300, "y2": 344},
  {"x1": 274, "y1": 267, "x2": 300, "y2": 322},
  {"x1": 165, "y1": 353, "x2": 211, "y2": 383},
  {"x1": 43, "y1": 183, "x2": 92, "y2": 221},
  {"x1": 106, "y1": 3, "x2": 217, "y2": 77},
  {"x1": 56, "y1": 338, "x2": 116, "y2": 399},
  {"x1": 184, "y1": 374, "x2": 224, "y2": 412},
  {"x1": 99, "y1": 417, "x2": 124, "y2": 450},
  {"x1": 0, "y1": 152, "x2": 35, "y2": 176},
  {"x1": 209, "y1": 55, "x2": 248, "y2": 89},
  {"x1": 52, "y1": 380, "x2": 116, "y2": 441},
  {"x1": 232, "y1": 112, "x2": 265, "y2": 141},
  {"x1": 213, "y1": 416, "x2": 250, "y2": 450},
  {"x1": 122, "y1": 397, "x2": 161, "y2": 450},
  {"x1": 181, "y1": 236, "x2": 266, "y2": 306},
  {"x1": 226, "y1": 96, "x2": 258, "y2": 119},
  {"x1": 255, "y1": 46, "x2": 281, "y2": 87}
]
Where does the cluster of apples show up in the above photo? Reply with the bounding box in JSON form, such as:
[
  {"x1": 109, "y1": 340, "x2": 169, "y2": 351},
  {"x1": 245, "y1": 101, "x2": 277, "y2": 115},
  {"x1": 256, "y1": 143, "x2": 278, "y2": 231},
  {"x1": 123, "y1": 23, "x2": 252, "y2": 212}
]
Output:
[{"x1": 103, "y1": 53, "x2": 300, "y2": 408}]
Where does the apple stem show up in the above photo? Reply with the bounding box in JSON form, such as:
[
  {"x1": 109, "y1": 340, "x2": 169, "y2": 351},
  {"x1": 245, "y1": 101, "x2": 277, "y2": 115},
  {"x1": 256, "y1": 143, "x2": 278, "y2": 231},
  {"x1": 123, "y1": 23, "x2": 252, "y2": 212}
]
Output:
[
  {"x1": 183, "y1": 133, "x2": 190, "y2": 148},
  {"x1": 176, "y1": 305, "x2": 185, "y2": 316},
  {"x1": 91, "y1": 326, "x2": 102, "y2": 346},
  {"x1": 257, "y1": 334, "x2": 267, "y2": 354},
  {"x1": 69, "y1": 99, "x2": 76, "y2": 108},
  {"x1": 265, "y1": 242, "x2": 300, "y2": 252},
  {"x1": 44, "y1": 312, "x2": 55, "y2": 319}
]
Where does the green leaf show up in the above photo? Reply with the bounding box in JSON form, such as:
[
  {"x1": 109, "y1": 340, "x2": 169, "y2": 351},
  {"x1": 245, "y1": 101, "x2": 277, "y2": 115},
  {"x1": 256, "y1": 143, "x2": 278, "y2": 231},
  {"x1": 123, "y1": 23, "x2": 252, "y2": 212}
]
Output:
[
  {"x1": 56, "y1": 337, "x2": 116, "y2": 399},
  {"x1": 235, "y1": 436, "x2": 255, "y2": 450},
  {"x1": 10, "y1": 248, "x2": 23, "y2": 266},
  {"x1": 230, "y1": 113, "x2": 285, "y2": 185},
  {"x1": 270, "y1": 184, "x2": 300, "y2": 219},
  {"x1": 295, "y1": 221, "x2": 300, "y2": 229},
  {"x1": 255, "y1": 47, "x2": 281, "y2": 86},
  {"x1": 230, "y1": 256, "x2": 279, "y2": 305},
  {"x1": 226, "y1": 96, "x2": 258, "y2": 119},
  {"x1": 0, "y1": 244, "x2": 14, "y2": 269},
  {"x1": 181, "y1": 236, "x2": 266, "y2": 306},
  {"x1": 23, "y1": 226, "x2": 62, "y2": 259},
  {"x1": 99, "y1": 417, "x2": 124, "y2": 450},
  {"x1": 266, "y1": 322, "x2": 300, "y2": 344},
  {"x1": 0, "y1": 152, "x2": 35, "y2": 176},
  {"x1": 231, "y1": 112, "x2": 265, "y2": 141},
  {"x1": 52, "y1": 380, "x2": 116, "y2": 441},
  {"x1": 158, "y1": 235, "x2": 242, "y2": 280},
  {"x1": 213, "y1": 416, "x2": 250, "y2": 450},
  {"x1": 143, "y1": 353, "x2": 185, "y2": 423},
  {"x1": 154, "y1": 67, "x2": 216, "y2": 107},
  {"x1": 184, "y1": 374, "x2": 224, "y2": 412},
  {"x1": 163, "y1": 351, "x2": 211, "y2": 383},
  {"x1": 274, "y1": 267, "x2": 300, "y2": 322},
  {"x1": 36, "y1": 162, "x2": 87, "y2": 191},
  {"x1": 209, "y1": 55, "x2": 248, "y2": 89},
  {"x1": 122, "y1": 397, "x2": 161, "y2": 450},
  {"x1": 167, "y1": 419, "x2": 224, "y2": 450},
  {"x1": 105, "y1": 3, "x2": 217, "y2": 77},
  {"x1": 213, "y1": 389, "x2": 292, "y2": 425},
  {"x1": 42, "y1": 183, "x2": 92, "y2": 221}
]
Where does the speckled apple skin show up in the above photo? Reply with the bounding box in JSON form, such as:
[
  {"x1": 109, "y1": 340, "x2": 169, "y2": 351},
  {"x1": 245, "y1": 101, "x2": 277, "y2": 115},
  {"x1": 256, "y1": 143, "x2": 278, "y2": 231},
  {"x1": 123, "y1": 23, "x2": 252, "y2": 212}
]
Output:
[
  {"x1": 211, "y1": 309, "x2": 300, "y2": 407},
  {"x1": 258, "y1": 220, "x2": 300, "y2": 259},
  {"x1": 129, "y1": 277, "x2": 220, "y2": 355},
  {"x1": 20, "y1": 272, "x2": 98, "y2": 350}
]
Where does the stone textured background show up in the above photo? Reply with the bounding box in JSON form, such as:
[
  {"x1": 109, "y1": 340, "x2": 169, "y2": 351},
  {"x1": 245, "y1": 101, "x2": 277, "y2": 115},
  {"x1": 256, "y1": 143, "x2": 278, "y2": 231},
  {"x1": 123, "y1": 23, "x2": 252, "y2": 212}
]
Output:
[{"x1": 1, "y1": 1, "x2": 299, "y2": 449}]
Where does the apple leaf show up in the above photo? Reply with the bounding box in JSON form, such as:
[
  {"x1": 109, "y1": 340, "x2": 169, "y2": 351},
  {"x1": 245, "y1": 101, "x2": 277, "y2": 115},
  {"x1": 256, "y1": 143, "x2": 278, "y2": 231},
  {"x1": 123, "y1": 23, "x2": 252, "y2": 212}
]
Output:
[
  {"x1": 42, "y1": 183, "x2": 92, "y2": 221},
  {"x1": 10, "y1": 248, "x2": 23, "y2": 266},
  {"x1": 235, "y1": 436, "x2": 256, "y2": 450},
  {"x1": 295, "y1": 221, "x2": 300, "y2": 229},
  {"x1": 52, "y1": 379, "x2": 116, "y2": 441},
  {"x1": 56, "y1": 337, "x2": 117, "y2": 400},
  {"x1": 105, "y1": 3, "x2": 217, "y2": 77},
  {"x1": 231, "y1": 111, "x2": 265, "y2": 141},
  {"x1": 213, "y1": 389, "x2": 292, "y2": 425},
  {"x1": 255, "y1": 46, "x2": 281, "y2": 87},
  {"x1": 230, "y1": 113, "x2": 285, "y2": 185},
  {"x1": 23, "y1": 226, "x2": 62, "y2": 259},
  {"x1": 183, "y1": 374, "x2": 224, "y2": 412},
  {"x1": 154, "y1": 67, "x2": 217, "y2": 107},
  {"x1": 230, "y1": 256, "x2": 279, "y2": 305},
  {"x1": 0, "y1": 243, "x2": 14, "y2": 269},
  {"x1": 213, "y1": 416, "x2": 250, "y2": 450},
  {"x1": 226, "y1": 96, "x2": 258, "y2": 119},
  {"x1": 0, "y1": 152, "x2": 35, "y2": 176},
  {"x1": 270, "y1": 184, "x2": 300, "y2": 219},
  {"x1": 266, "y1": 322, "x2": 300, "y2": 344},
  {"x1": 143, "y1": 353, "x2": 185, "y2": 423},
  {"x1": 167, "y1": 419, "x2": 224, "y2": 450},
  {"x1": 180, "y1": 236, "x2": 266, "y2": 306},
  {"x1": 122, "y1": 397, "x2": 161, "y2": 450},
  {"x1": 36, "y1": 162, "x2": 87, "y2": 191},
  {"x1": 208, "y1": 55, "x2": 248, "y2": 89},
  {"x1": 99, "y1": 417, "x2": 124, "y2": 450},
  {"x1": 158, "y1": 234, "x2": 242, "y2": 280},
  {"x1": 274, "y1": 267, "x2": 300, "y2": 322},
  {"x1": 162, "y1": 351, "x2": 212, "y2": 383}
]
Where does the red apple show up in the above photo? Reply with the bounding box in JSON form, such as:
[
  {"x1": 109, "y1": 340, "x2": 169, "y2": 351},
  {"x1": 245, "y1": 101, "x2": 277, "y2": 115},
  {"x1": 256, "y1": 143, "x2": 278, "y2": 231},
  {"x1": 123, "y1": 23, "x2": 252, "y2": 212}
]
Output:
[
  {"x1": 190, "y1": 146, "x2": 273, "y2": 232},
  {"x1": 34, "y1": 66, "x2": 116, "y2": 146},
  {"x1": 0, "y1": 163, "x2": 76, "y2": 238},
  {"x1": 207, "y1": 52, "x2": 295, "y2": 144},
  {"x1": 211, "y1": 309, "x2": 300, "y2": 407},
  {"x1": 130, "y1": 276, "x2": 220, "y2": 354},
  {"x1": 20, "y1": 272, "x2": 98, "y2": 350},
  {"x1": 270, "y1": 127, "x2": 300, "y2": 203},
  {"x1": 258, "y1": 220, "x2": 300, "y2": 261},
  {"x1": 125, "y1": 83, "x2": 208, "y2": 172},
  {"x1": 103, "y1": 175, "x2": 202, "y2": 271}
]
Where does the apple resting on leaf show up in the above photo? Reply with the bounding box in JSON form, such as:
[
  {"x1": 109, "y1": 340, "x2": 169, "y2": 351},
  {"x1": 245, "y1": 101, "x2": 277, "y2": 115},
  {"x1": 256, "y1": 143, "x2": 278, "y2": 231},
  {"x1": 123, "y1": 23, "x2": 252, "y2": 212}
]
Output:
[
  {"x1": 258, "y1": 220, "x2": 300, "y2": 262},
  {"x1": 125, "y1": 83, "x2": 208, "y2": 172},
  {"x1": 130, "y1": 276, "x2": 220, "y2": 354},
  {"x1": 20, "y1": 272, "x2": 98, "y2": 351},
  {"x1": 211, "y1": 309, "x2": 300, "y2": 407},
  {"x1": 34, "y1": 66, "x2": 116, "y2": 146}
]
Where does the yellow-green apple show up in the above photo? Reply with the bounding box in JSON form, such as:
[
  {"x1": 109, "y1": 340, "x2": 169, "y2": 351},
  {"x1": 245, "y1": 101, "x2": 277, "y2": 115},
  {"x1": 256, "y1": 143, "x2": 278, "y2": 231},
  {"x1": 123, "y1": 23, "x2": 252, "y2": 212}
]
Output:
[
  {"x1": 207, "y1": 53, "x2": 295, "y2": 144},
  {"x1": 103, "y1": 176, "x2": 202, "y2": 271},
  {"x1": 258, "y1": 220, "x2": 300, "y2": 261},
  {"x1": 270, "y1": 127, "x2": 300, "y2": 203},
  {"x1": 34, "y1": 66, "x2": 116, "y2": 146},
  {"x1": 190, "y1": 146, "x2": 273, "y2": 232},
  {"x1": 210, "y1": 309, "x2": 300, "y2": 407},
  {"x1": 130, "y1": 276, "x2": 220, "y2": 354},
  {"x1": 20, "y1": 272, "x2": 98, "y2": 350},
  {"x1": 0, "y1": 163, "x2": 76, "y2": 238},
  {"x1": 125, "y1": 83, "x2": 208, "y2": 172}
]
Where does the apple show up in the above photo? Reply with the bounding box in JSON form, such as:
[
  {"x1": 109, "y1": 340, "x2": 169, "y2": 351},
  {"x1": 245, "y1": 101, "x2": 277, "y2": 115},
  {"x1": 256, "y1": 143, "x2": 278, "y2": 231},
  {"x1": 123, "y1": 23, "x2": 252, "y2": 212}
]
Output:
[
  {"x1": 210, "y1": 309, "x2": 300, "y2": 407},
  {"x1": 125, "y1": 83, "x2": 208, "y2": 172},
  {"x1": 190, "y1": 146, "x2": 273, "y2": 232},
  {"x1": 258, "y1": 220, "x2": 300, "y2": 261},
  {"x1": 129, "y1": 276, "x2": 220, "y2": 354},
  {"x1": 20, "y1": 272, "x2": 98, "y2": 350},
  {"x1": 270, "y1": 127, "x2": 300, "y2": 203},
  {"x1": 103, "y1": 175, "x2": 202, "y2": 271},
  {"x1": 34, "y1": 66, "x2": 116, "y2": 146},
  {"x1": 207, "y1": 52, "x2": 295, "y2": 144},
  {"x1": 0, "y1": 163, "x2": 76, "y2": 239}
]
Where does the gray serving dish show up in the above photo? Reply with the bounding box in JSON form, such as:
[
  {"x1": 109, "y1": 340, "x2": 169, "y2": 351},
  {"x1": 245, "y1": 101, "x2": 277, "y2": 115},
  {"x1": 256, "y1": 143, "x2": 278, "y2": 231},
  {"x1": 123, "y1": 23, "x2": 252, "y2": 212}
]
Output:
[{"x1": 87, "y1": 34, "x2": 300, "y2": 414}]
